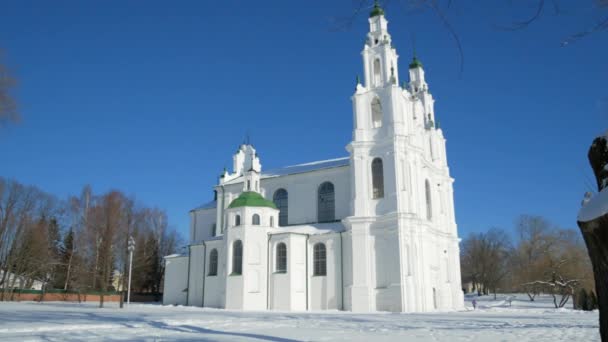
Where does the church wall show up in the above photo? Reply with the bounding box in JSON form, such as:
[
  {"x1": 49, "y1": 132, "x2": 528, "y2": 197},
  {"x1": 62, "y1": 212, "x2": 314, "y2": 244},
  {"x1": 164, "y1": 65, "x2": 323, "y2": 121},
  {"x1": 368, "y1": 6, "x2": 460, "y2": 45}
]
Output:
[
  {"x1": 341, "y1": 231, "x2": 353, "y2": 311},
  {"x1": 242, "y1": 226, "x2": 269, "y2": 310},
  {"x1": 308, "y1": 233, "x2": 342, "y2": 311},
  {"x1": 225, "y1": 226, "x2": 245, "y2": 310},
  {"x1": 191, "y1": 208, "x2": 217, "y2": 243},
  {"x1": 262, "y1": 166, "x2": 350, "y2": 226},
  {"x1": 289, "y1": 234, "x2": 307, "y2": 310},
  {"x1": 203, "y1": 239, "x2": 225, "y2": 308},
  {"x1": 187, "y1": 244, "x2": 206, "y2": 306},
  {"x1": 369, "y1": 218, "x2": 402, "y2": 312},
  {"x1": 163, "y1": 256, "x2": 188, "y2": 306}
]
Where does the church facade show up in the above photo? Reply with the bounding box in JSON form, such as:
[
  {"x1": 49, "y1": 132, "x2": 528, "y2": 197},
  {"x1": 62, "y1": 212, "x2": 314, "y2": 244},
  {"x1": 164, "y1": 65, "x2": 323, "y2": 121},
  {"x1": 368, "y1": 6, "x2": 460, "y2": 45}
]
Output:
[{"x1": 163, "y1": 4, "x2": 464, "y2": 313}]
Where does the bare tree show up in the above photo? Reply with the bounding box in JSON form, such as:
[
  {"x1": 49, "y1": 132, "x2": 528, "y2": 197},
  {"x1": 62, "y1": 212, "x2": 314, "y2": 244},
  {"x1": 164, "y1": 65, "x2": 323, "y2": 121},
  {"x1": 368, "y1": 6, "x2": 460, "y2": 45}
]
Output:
[{"x1": 461, "y1": 227, "x2": 512, "y2": 298}]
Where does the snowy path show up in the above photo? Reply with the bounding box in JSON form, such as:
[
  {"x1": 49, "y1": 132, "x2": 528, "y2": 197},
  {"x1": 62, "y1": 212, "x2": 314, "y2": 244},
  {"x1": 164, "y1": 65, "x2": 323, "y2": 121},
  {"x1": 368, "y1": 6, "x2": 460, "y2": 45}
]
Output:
[{"x1": 0, "y1": 295, "x2": 598, "y2": 341}]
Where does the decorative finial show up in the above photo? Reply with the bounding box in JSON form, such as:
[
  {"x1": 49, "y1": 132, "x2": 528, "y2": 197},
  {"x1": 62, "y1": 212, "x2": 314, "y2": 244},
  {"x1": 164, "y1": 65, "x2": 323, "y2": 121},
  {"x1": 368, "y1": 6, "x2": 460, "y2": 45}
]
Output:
[
  {"x1": 369, "y1": 0, "x2": 385, "y2": 18},
  {"x1": 244, "y1": 131, "x2": 251, "y2": 146}
]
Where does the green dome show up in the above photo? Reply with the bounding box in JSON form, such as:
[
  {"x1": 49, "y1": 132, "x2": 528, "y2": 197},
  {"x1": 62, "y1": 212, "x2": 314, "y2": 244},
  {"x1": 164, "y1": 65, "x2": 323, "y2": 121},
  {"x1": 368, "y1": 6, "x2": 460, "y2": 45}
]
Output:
[
  {"x1": 228, "y1": 191, "x2": 277, "y2": 209},
  {"x1": 409, "y1": 56, "x2": 423, "y2": 69},
  {"x1": 369, "y1": 2, "x2": 385, "y2": 18}
]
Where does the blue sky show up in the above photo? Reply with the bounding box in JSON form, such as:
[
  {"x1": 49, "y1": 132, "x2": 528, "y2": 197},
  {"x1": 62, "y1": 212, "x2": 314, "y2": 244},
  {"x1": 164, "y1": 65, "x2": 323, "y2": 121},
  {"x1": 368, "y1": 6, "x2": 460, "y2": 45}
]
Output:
[{"x1": 0, "y1": 1, "x2": 606, "y2": 239}]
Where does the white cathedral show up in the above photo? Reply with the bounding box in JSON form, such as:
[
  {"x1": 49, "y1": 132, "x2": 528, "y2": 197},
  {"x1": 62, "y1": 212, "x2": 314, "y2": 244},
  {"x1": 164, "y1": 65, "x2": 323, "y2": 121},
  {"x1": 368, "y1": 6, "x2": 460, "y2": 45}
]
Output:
[{"x1": 163, "y1": 3, "x2": 465, "y2": 313}]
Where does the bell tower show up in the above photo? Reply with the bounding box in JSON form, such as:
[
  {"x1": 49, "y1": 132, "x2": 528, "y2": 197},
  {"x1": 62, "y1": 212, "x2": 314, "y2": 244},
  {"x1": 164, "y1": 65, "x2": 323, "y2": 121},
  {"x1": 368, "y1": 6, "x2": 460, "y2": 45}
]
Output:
[{"x1": 344, "y1": 1, "x2": 464, "y2": 313}]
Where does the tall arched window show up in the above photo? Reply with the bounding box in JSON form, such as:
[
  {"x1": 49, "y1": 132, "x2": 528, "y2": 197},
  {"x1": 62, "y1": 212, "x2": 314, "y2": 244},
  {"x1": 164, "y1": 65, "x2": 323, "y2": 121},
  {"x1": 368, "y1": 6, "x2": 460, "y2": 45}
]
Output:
[
  {"x1": 235, "y1": 215, "x2": 241, "y2": 226},
  {"x1": 317, "y1": 182, "x2": 335, "y2": 223},
  {"x1": 373, "y1": 58, "x2": 382, "y2": 86},
  {"x1": 273, "y1": 189, "x2": 288, "y2": 226},
  {"x1": 208, "y1": 249, "x2": 218, "y2": 276},
  {"x1": 425, "y1": 180, "x2": 432, "y2": 220},
  {"x1": 371, "y1": 97, "x2": 383, "y2": 128},
  {"x1": 372, "y1": 158, "x2": 384, "y2": 199},
  {"x1": 313, "y1": 243, "x2": 327, "y2": 276},
  {"x1": 252, "y1": 214, "x2": 260, "y2": 225},
  {"x1": 270, "y1": 216, "x2": 274, "y2": 227},
  {"x1": 232, "y1": 240, "x2": 243, "y2": 275},
  {"x1": 276, "y1": 243, "x2": 287, "y2": 273}
]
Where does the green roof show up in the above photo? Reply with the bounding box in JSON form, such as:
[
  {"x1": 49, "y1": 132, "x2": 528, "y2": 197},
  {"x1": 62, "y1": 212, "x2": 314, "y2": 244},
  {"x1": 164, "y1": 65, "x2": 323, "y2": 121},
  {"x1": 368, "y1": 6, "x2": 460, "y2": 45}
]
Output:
[
  {"x1": 409, "y1": 56, "x2": 423, "y2": 69},
  {"x1": 369, "y1": 1, "x2": 384, "y2": 18},
  {"x1": 228, "y1": 191, "x2": 277, "y2": 209}
]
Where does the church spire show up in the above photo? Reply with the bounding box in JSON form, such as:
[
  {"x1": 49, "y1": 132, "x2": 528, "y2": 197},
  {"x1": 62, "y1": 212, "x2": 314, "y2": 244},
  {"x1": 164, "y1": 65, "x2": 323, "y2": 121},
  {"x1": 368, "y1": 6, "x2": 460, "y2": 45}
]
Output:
[
  {"x1": 369, "y1": 0, "x2": 385, "y2": 18},
  {"x1": 362, "y1": 0, "x2": 399, "y2": 89}
]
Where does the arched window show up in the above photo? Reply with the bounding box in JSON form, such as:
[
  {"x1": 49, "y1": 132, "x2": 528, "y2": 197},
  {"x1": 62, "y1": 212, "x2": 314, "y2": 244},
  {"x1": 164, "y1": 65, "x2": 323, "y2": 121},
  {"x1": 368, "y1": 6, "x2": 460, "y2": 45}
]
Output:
[
  {"x1": 371, "y1": 97, "x2": 383, "y2": 128},
  {"x1": 372, "y1": 158, "x2": 384, "y2": 199},
  {"x1": 313, "y1": 243, "x2": 327, "y2": 276},
  {"x1": 317, "y1": 182, "x2": 335, "y2": 223},
  {"x1": 232, "y1": 240, "x2": 243, "y2": 275},
  {"x1": 273, "y1": 189, "x2": 288, "y2": 226},
  {"x1": 270, "y1": 216, "x2": 274, "y2": 227},
  {"x1": 211, "y1": 223, "x2": 216, "y2": 237},
  {"x1": 276, "y1": 243, "x2": 287, "y2": 273},
  {"x1": 252, "y1": 214, "x2": 260, "y2": 225},
  {"x1": 425, "y1": 180, "x2": 432, "y2": 220},
  {"x1": 208, "y1": 249, "x2": 218, "y2": 276},
  {"x1": 247, "y1": 180, "x2": 251, "y2": 191},
  {"x1": 373, "y1": 58, "x2": 382, "y2": 86},
  {"x1": 235, "y1": 215, "x2": 241, "y2": 226}
]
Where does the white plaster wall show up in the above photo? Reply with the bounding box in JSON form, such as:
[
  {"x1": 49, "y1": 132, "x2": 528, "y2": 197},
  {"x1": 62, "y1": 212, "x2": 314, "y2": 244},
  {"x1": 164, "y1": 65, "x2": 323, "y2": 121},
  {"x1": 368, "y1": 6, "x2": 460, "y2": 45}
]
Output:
[
  {"x1": 203, "y1": 240, "x2": 225, "y2": 308},
  {"x1": 289, "y1": 235, "x2": 307, "y2": 311},
  {"x1": 191, "y1": 208, "x2": 217, "y2": 243},
  {"x1": 269, "y1": 235, "x2": 291, "y2": 310},
  {"x1": 163, "y1": 256, "x2": 188, "y2": 306},
  {"x1": 309, "y1": 234, "x2": 342, "y2": 310},
  {"x1": 242, "y1": 225, "x2": 269, "y2": 310},
  {"x1": 187, "y1": 244, "x2": 206, "y2": 306},
  {"x1": 225, "y1": 225, "x2": 245, "y2": 310},
  {"x1": 262, "y1": 166, "x2": 351, "y2": 225}
]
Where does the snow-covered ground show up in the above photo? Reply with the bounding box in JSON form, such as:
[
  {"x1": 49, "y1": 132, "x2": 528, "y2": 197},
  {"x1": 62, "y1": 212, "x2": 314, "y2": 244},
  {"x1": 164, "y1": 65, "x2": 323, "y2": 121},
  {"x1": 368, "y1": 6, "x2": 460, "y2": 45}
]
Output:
[{"x1": 0, "y1": 294, "x2": 598, "y2": 341}]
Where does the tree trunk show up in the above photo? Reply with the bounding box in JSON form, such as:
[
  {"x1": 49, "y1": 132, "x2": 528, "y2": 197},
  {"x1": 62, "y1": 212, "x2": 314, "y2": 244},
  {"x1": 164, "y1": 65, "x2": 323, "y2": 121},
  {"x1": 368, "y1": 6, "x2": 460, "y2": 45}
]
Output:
[
  {"x1": 578, "y1": 135, "x2": 608, "y2": 341},
  {"x1": 63, "y1": 252, "x2": 73, "y2": 290},
  {"x1": 578, "y1": 215, "x2": 608, "y2": 341}
]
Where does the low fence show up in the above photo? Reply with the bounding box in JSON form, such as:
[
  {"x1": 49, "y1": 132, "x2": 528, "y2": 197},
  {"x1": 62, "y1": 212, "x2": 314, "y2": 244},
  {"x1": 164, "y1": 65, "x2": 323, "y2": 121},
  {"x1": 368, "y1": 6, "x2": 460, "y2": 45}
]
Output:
[{"x1": 0, "y1": 289, "x2": 121, "y2": 302}]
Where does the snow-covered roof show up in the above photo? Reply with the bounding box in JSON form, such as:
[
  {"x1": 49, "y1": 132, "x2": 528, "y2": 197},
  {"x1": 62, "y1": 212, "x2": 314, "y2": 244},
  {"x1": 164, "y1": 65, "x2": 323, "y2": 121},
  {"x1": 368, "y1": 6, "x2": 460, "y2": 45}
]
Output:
[
  {"x1": 578, "y1": 188, "x2": 608, "y2": 222},
  {"x1": 192, "y1": 157, "x2": 350, "y2": 211},
  {"x1": 269, "y1": 222, "x2": 345, "y2": 236},
  {"x1": 191, "y1": 200, "x2": 216, "y2": 212},
  {"x1": 164, "y1": 253, "x2": 187, "y2": 259},
  {"x1": 262, "y1": 157, "x2": 349, "y2": 179}
]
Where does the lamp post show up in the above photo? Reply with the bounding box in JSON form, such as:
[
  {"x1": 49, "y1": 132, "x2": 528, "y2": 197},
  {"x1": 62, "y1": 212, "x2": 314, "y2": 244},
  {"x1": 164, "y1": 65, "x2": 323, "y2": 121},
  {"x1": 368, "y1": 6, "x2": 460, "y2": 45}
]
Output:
[{"x1": 127, "y1": 236, "x2": 135, "y2": 306}]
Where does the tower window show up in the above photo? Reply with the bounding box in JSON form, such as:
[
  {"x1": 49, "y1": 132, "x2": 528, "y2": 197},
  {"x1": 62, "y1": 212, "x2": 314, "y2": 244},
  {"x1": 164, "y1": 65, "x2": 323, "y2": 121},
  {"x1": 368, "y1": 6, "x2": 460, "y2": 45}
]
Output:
[
  {"x1": 235, "y1": 215, "x2": 241, "y2": 226},
  {"x1": 270, "y1": 216, "x2": 274, "y2": 227},
  {"x1": 373, "y1": 58, "x2": 382, "y2": 86},
  {"x1": 276, "y1": 243, "x2": 287, "y2": 273},
  {"x1": 425, "y1": 180, "x2": 432, "y2": 220},
  {"x1": 273, "y1": 189, "x2": 288, "y2": 226},
  {"x1": 232, "y1": 240, "x2": 243, "y2": 275},
  {"x1": 313, "y1": 243, "x2": 327, "y2": 276},
  {"x1": 252, "y1": 214, "x2": 260, "y2": 225},
  {"x1": 247, "y1": 180, "x2": 251, "y2": 191},
  {"x1": 318, "y1": 182, "x2": 335, "y2": 223},
  {"x1": 371, "y1": 97, "x2": 383, "y2": 128},
  {"x1": 208, "y1": 249, "x2": 218, "y2": 276},
  {"x1": 372, "y1": 158, "x2": 384, "y2": 199}
]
